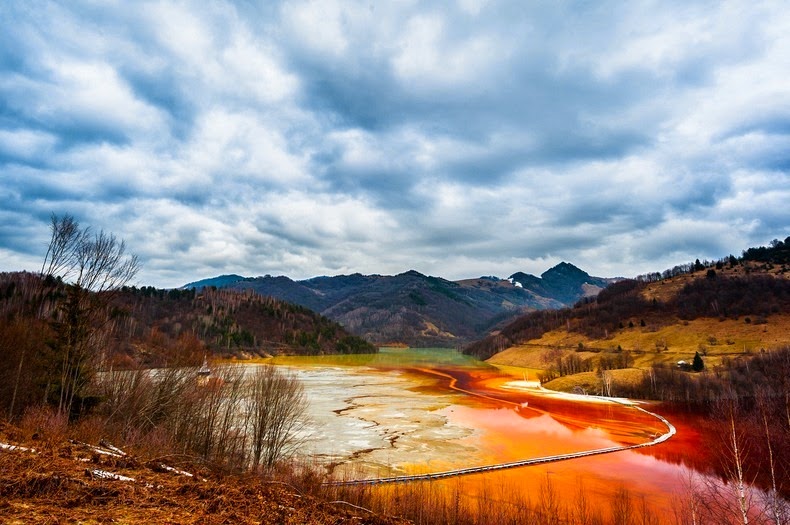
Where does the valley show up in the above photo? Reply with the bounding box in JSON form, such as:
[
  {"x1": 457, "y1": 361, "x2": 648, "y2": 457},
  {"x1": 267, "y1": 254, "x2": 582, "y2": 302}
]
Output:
[{"x1": 2, "y1": 237, "x2": 790, "y2": 524}]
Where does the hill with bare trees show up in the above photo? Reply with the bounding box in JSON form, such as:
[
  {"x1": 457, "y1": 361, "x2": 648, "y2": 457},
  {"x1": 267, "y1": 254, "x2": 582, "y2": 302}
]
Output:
[{"x1": 465, "y1": 238, "x2": 790, "y2": 363}]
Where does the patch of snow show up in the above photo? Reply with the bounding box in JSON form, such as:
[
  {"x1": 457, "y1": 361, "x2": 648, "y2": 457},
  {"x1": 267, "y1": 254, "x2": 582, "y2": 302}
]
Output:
[
  {"x1": 89, "y1": 469, "x2": 136, "y2": 482},
  {"x1": 0, "y1": 442, "x2": 35, "y2": 453}
]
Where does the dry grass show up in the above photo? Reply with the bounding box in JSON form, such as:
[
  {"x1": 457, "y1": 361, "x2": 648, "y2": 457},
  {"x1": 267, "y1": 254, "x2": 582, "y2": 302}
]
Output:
[
  {"x1": 0, "y1": 418, "x2": 407, "y2": 525},
  {"x1": 492, "y1": 315, "x2": 790, "y2": 373},
  {"x1": 487, "y1": 269, "x2": 790, "y2": 393},
  {"x1": 486, "y1": 363, "x2": 545, "y2": 380},
  {"x1": 641, "y1": 262, "x2": 790, "y2": 303},
  {"x1": 487, "y1": 346, "x2": 562, "y2": 369},
  {"x1": 542, "y1": 369, "x2": 644, "y2": 393},
  {"x1": 530, "y1": 315, "x2": 787, "y2": 355}
]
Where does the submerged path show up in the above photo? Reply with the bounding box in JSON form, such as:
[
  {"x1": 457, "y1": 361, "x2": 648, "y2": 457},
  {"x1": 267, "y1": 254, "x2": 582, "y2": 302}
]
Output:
[{"x1": 328, "y1": 369, "x2": 676, "y2": 486}]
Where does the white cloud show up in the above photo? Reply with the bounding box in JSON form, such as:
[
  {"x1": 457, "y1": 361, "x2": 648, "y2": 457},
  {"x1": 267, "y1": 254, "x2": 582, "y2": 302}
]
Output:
[
  {"x1": 391, "y1": 13, "x2": 506, "y2": 91},
  {"x1": 45, "y1": 59, "x2": 167, "y2": 137},
  {"x1": 184, "y1": 109, "x2": 311, "y2": 188},
  {"x1": 0, "y1": 0, "x2": 787, "y2": 288},
  {"x1": 281, "y1": 0, "x2": 352, "y2": 57},
  {"x1": 143, "y1": 2, "x2": 216, "y2": 66},
  {"x1": 221, "y1": 33, "x2": 299, "y2": 104},
  {"x1": 0, "y1": 128, "x2": 58, "y2": 160}
]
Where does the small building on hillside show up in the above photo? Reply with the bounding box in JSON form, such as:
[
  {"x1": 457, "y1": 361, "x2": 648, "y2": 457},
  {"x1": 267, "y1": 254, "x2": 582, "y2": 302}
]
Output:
[{"x1": 197, "y1": 357, "x2": 211, "y2": 385}]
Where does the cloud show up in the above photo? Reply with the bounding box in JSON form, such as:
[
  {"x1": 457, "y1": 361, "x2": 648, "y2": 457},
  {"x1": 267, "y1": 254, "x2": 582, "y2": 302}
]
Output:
[{"x1": 0, "y1": 0, "x2": 788, "y2": 287}]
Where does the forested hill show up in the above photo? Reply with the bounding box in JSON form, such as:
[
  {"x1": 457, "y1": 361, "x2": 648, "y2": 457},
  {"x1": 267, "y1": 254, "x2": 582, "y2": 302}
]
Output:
[
  {"x1": 110, "y1": 285, "x2": 377, "y2": 364},
  {"x1": 465, "y1": 238, "x2": 790, "y2": 360},
  {"x1": 0, "y1": 272, "x2": 375, "y2": 368}
]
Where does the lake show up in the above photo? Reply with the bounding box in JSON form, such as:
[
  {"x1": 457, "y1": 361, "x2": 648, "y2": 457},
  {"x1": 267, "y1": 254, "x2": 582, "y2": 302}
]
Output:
[{"x1": 261, "y1": 347, "x2": 714, "y2": 516}]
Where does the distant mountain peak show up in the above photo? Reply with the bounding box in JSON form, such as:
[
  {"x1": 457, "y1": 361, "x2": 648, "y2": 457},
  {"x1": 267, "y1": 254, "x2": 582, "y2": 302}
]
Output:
[
  {"x1": 182, "y1": 274, "x2": 245, "y2": 289},
  {"x1": 508, "y1": 263, "x2": 607, "y2": 306},
  {"x1": 541, "y1": 262, "x2": 590, "y2": 281},
  {"x1": 180, "y1": 263, "x2": 614, "y2": 346}
]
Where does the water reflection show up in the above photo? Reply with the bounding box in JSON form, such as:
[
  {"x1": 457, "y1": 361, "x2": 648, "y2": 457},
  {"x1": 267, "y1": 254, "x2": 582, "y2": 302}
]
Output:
[
  {"x1": 261, "y1": 348, "x2": 786, "y2": 521},
  {"x1": 265, "y1": 348, "x2": 671, "y2": 480}
]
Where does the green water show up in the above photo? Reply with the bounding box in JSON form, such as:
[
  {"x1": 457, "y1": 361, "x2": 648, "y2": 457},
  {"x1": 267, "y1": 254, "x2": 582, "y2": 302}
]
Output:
[{"x1": 270, "y1": 347, "x2": 491, "y2": 370}]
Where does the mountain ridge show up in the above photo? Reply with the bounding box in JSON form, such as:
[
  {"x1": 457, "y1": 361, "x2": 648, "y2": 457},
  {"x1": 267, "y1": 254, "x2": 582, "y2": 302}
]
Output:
[{"x1": 183, "y1": 262, "x2": 615, "y2": 346}]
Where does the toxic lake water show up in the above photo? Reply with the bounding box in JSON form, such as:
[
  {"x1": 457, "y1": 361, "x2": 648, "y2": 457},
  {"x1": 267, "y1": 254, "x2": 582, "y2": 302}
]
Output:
[{"x1": 260, "y1": 348, "x2": 706, "y2": 506}]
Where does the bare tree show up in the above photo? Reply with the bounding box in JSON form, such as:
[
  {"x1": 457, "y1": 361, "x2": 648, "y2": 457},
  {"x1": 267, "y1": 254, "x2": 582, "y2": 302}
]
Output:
[
  {"x1": 245, "y1": 365, "x2": 307, "y2": 470},
  {"x1": 725, "y1": 399, "x2": 753, "y2": 525},
  {"x1": 8, "y1": 215, "x2": 85, "y2": 418},
  {"x1": 610, "y1": 485, "x2": 633, "y2": 525},
  {"x1": 755, "y1": 387, "x2": 789, "y2": 525},
  {"x1": 537, "y1": 473, "x2": 562, "y2": 525},
  {"x1": 703, "y1": 395, "x2": 755, "y2": 525},
  {"x1": 72, "y1": 230, "x2": 139, "y2": 293},
  {"x1": 601, "y1": 369, "x2": 614, "y2": 397},
  {"x1": 573, "y1": 478, "x2": 593, "y2": 525},
  {"x1": 38, "y1": 213, "x2": 139, "y2": 417},
  {"x1": 41, "y1": 213, "x2": 82, "y2": 280}
]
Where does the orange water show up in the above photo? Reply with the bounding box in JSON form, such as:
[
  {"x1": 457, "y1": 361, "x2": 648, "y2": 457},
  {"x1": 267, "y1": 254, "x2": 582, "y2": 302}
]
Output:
[
  {"x1": 351, "y1": 362, "x2": 721, "y2": 523},
  {"x1": 397, "y1": 366, "x2": 701, "y2": 510},
  {"x1": 273, "y1": 350, "x2": 723, "y2": 521}
]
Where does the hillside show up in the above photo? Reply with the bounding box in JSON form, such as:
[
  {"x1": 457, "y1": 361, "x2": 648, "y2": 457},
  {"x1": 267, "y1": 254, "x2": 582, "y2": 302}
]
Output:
[
  {"x1": 184, "y1": 263, "x2": 612, "y2": 346},
  {"x1": 0, "y1": 272, "x2": 376, "y2": 419},
  {"x1": 1, "y1": 273, "x2": 374, "y2": 363},
  {"x1": 467, "y1": 237, "x2": 790, "y2": 393}
]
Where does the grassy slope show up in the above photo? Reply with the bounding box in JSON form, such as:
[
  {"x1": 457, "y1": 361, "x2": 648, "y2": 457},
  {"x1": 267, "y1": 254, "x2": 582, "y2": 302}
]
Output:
[{"x1": 487, "y1": 263, "x2": 790, "y2": 392}]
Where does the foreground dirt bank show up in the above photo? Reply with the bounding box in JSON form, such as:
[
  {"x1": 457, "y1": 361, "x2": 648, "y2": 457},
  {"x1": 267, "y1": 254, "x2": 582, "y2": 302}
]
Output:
[{"x1": 0, "y1": 423, "x2": 408, "y2": 525}]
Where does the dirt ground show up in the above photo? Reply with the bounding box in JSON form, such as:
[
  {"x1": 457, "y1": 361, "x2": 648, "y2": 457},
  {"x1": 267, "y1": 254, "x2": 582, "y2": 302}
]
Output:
[{"x1": 0, "y1": 423, "x2": 408, "y2": 525}]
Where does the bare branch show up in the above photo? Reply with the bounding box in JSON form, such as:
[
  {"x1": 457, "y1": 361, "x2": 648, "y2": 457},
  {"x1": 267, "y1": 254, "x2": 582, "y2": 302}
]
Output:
[{"x1": 41, "y1": 213, "x2": 81, "y2": 279}]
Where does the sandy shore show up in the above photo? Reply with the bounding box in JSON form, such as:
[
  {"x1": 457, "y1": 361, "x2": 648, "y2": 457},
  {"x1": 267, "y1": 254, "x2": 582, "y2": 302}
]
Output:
[{"x1": 498, "y1": 379, "x2": 636, "y2": 405}]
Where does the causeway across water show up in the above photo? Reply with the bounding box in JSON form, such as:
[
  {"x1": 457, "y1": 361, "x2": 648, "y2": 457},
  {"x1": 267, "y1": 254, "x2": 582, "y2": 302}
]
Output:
[{"x1": 327, "y1": 378, "x2": 677, "y2": 486}]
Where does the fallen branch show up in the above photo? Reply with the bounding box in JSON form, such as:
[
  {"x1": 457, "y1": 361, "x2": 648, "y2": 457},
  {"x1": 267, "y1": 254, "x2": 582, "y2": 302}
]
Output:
[
  {"x1": 86, "y1": 468, "x2": 156, "y2": 489},
  {"x1": 0, "y1": 442, "x2": 36, "y2": 453},
  {"x1": 147, "y1": 456, "x2": 206, "y2": 481},
  {"x1": 70, "y1": 440, "x2": 124, "y2": 458},
  {"x1": 98, "y1": 440, "x2": 127, "y2": 456},
  {"x1": 156, "y1": 463, "x2": 206, "y2": 481}
]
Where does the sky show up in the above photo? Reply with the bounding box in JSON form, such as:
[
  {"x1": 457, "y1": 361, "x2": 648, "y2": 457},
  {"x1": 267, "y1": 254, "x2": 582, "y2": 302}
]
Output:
[{"x1": 1, "y1": 1, "x2": 789, "y2": 288}]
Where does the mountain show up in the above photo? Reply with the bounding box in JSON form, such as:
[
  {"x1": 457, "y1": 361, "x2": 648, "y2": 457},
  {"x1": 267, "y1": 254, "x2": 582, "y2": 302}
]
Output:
[
  {"x1": 509, "y1": 262, "x2": 614, "y2": 305},
  {"x1": 184, "y1": 263, "x2": 614, "y2": 347},
  {"x1": 182, "y1": 274, "x2": 245, "y2": 289}
]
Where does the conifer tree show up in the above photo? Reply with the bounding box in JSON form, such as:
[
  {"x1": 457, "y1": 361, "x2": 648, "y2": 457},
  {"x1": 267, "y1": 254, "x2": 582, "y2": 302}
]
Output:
[{"x1": 692, "y1": 351, "x2": 704, "y2": 372}]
